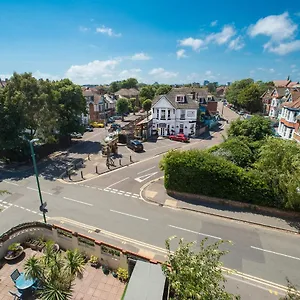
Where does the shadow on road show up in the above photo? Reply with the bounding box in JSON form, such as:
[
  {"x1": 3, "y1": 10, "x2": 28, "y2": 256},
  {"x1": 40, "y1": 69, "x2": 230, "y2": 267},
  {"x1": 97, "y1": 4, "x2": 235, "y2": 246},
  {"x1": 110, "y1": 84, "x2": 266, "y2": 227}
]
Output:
[{"x1": 68, "y1": 140, "x2": 101, "y2": 155}]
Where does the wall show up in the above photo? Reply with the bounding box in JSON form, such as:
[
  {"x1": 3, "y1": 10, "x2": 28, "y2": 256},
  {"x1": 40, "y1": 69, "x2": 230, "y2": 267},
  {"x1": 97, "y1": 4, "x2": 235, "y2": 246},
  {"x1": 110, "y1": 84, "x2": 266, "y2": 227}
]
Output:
[{"x1": 0, "y1": 222, "x2": 162, "y2": 272}]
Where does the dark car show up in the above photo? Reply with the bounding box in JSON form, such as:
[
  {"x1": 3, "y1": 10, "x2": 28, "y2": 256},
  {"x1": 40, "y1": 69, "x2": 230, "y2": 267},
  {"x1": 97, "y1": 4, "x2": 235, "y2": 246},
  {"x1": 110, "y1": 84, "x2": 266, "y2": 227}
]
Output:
[
  {"x1": 107, "y1": 117, "x2": 115, "y2": 123},
  {"x1": 110, "y1": 123, "x2": 121, "y2": 131},
  {"x1": 169, "y1": 133, "x2": 190, "y2": 143},
  {"x1": 127, "y1": 140, "x2": 144, "y2": 152},
  {"x1": 85, "y1": 126, "x2": 94, "y2": 132}
]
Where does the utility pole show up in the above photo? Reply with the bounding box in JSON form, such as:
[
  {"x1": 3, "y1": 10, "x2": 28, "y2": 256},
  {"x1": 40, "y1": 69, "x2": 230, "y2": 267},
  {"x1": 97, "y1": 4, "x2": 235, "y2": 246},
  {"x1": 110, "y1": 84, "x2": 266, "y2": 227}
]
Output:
[{"x1": 28, "y1": 139, "x2": 47, "y2": 223}]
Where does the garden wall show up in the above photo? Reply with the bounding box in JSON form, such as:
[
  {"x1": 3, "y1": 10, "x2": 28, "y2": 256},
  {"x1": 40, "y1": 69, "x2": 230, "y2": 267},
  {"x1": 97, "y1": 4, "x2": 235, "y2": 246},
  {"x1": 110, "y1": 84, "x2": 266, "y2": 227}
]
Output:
[{"x1": 0, "y1": 222, "x2": 161, "y2": 272}]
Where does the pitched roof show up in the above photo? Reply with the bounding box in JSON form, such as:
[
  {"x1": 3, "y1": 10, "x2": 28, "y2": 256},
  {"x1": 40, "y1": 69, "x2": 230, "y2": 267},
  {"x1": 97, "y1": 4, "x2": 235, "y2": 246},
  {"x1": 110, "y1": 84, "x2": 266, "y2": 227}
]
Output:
[
  {"x1": 273, "y1": 87, "x2": 288, "y2": 98},
  {"x1": 171, "y1": 87, "x2": 208, "y2": 98},
  {"x1": 273, "y1": 80, "x2": 300, "y2": 88},
  {"x1": 287, "y1": 81, "x2": 299, "y2": 88},
  {"x1": 282, "y1": 96, "x2": 300, "y2": 109},
  {"x1": 115, "y1": 88, "x2": 139, "y2": 97},
  {"x1": 291, "y1": 91, "x2": 300, "y2": 102},
  {"x1": 152, "y1": 90, "x2": 199, "y2": 109}
]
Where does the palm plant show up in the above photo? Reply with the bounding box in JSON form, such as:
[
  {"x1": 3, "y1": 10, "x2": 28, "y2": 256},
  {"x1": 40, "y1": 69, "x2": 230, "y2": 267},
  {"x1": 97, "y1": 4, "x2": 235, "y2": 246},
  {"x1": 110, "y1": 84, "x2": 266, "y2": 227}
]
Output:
[
  {"x1": 38, "y1": 281, "x2": 73, "y2": 300},
  {"x1": 24, "y1": 255, "x2": 44, "y2": 281},
  {"x1": 64, "y1": 249, "x2": 85, "y2": 277}
]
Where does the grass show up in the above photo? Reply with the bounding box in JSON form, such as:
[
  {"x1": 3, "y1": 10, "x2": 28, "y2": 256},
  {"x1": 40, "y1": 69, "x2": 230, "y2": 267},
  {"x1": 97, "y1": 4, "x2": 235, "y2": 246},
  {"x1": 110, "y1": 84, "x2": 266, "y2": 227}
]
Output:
[{"x1": 121, "y1": 283, "x2": 128, "y2": 300}]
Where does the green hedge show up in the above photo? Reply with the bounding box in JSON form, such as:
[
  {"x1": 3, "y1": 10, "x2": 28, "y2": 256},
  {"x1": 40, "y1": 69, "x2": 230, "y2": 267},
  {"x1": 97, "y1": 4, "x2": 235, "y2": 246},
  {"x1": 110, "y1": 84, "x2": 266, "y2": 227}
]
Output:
[{"x1": 160, "y1": 150, "x2": 276, "y2": 207}]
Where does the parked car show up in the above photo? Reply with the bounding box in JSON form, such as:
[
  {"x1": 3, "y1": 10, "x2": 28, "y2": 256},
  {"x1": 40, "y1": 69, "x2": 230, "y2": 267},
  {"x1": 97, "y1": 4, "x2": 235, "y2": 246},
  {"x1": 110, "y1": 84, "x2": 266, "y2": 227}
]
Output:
[
  {"x1": 123, "y1": 112, "x2": 129, "y2": 116},
  {"x1": 85, "y1": 126, "x2": 94, "y2": 132},
  {"x1": 90, "y1": 121, "x2": 104, "y2": 128},
  {"x1": 127, "y1": 140, "x2": 144, "y2": 152},
  {"x1": 109, "y1": 123, "x2": 121, "y2": 132},
  {"x1": 107, "y1": 117, "x2": 115, "y2": 123},
  {"x1": 112, "y1": 115, "x2": 122, "y2": 120},
  {"x1": 70, "y1": 132, "x2": 83, "y2": 139},
  {"x1": 169, "y1": 133, "x2": 190, "y2": 143}
]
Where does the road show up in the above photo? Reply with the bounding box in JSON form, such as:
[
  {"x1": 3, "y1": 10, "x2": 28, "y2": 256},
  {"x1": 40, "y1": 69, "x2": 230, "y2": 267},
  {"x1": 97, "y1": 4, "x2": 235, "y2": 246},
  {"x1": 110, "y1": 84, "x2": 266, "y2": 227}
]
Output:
[{"x1": 0, "y1": 105, "x2": 298, "y2": 299}]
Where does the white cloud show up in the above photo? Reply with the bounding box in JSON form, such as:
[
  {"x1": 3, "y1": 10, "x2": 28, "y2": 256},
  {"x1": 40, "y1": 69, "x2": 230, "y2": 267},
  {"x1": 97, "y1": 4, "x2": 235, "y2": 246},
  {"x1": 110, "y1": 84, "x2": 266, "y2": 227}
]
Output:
[
  {"x1": 266, "y1": 40, "x2": 300, "y2": 55},
  {"x1": 291, "y1": 64, "x2": 296, "y2": 68},
  {"x1": 206, "y1": 25, "x2": 236, "y2": 45},
  {"x1": 65, "y1": 59, "x2": 120, "y2": 83},
  {"x1": 118, "y1": 69, "x2": 142, "y2": 79},
  {"x1": 204, "y1": 70, "x2": 216, "y2": 80},
  {"x1": 32, "y1": 70, "x2": 60, "y2": 81},
  {"x1": 248, "y1": 12, "x2": 297, "y2": 41},
  {"x1": 131, "y1": 52, "x2": 151, "y2": 60},
  {"x1": 186, "y1": 73, "x2": 199, "y2": 81},
  {"x1": 228, "y1": 36, "x2": 245, "y2": 50},
  {"x1": 211, "y1": 20, "x2": 218, "y2": 27},
  {"x1": 0, "y1": 74, "x2": 12, "y2": 79},
  {"x1": 149, "y1": 68, "x2": 178, "y2": 79},
  {"x1": 79, "y1": 26, "x2": 89, "y2": 32},
  {"x1": 179, "y1": 37, "x2": 204, "y2": 51},
  {"x1": 176, "y1": 49, "x2": 187, "y2": 59},
  {"x1": 292, "y1": 69, "x2": 298, "y2": 73},
  {"x1": 205, "y1": 70, "x2": 212, "y2": 76},
  {"x1": 269, "y1": 68, "x2": 275, "y2": 73},
  {"x1": 96, "y1": 26, "x2": 121, "y2": 37}
]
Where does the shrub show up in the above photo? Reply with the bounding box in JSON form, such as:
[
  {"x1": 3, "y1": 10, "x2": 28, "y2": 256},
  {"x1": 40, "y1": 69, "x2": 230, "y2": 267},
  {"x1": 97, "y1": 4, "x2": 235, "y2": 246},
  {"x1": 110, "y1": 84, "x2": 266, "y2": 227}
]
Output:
[{"x1": 160, "y1": 150, "x2": 275, "y2": 207}]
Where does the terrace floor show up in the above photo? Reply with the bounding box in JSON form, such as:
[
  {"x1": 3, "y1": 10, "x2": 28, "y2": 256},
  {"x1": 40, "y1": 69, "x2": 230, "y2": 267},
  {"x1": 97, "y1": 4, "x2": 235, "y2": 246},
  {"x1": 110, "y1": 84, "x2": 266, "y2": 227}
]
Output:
[{"x1": 0, "y1": 248, "x2": 126, "y2": 300}]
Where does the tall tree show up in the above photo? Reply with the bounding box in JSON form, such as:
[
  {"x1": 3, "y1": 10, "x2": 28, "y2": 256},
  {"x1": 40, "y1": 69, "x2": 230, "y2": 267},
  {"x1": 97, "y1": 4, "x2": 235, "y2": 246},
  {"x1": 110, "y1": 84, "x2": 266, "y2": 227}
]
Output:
[
  {"x1": 162, "y1": 236, "x2": 239, "y2": 300},
  {"x1": 155, "y1": 85, "x2": 172, "y2": 95},
  {"x1": 237, "y1": 83, "x2": 262, "y2": 113},
  {"x1": 116, "y1": 98, "x2": 129, "y2": 121},
  {"x1": 121, "y1": 78, "x2": 138, "y2": 89},
  {"x1": 142, "y1": 99, "x2": 152, "y2": 119},
  {"x1": 139, "y1": 86, "x2": 156, "y2": 101},
  {"x1": 228, "y1": 115, "x2": 273, "y2": 141},
  {"x1": 54, "y1": 79, "x2": 86, "y2": 137},
  {"x1": 207, "y1": 82, "x2": 217, "y2": 93},
  {"x1": 109, "y1": 81, "x2": 121, "y2": 93}
]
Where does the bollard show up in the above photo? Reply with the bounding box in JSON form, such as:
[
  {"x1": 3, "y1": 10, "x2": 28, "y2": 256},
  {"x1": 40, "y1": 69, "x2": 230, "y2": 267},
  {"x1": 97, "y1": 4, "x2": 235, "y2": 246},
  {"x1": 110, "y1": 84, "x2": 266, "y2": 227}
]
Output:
[
  {"x1": 88, "y1": 154, "x2": 90, "y2": 161},
  {"x1": 74, "y1": 163, "x2": 77, "y2": 170},
  {"x1": 119, "y1": 158, "x2": 122, "y2": 166},
  {"x1": 80, "y1": 171, "x2": 84, "y2": 179},
  {"x1": 130, "y1": 155, "x2": 133, "y2": 163},
  {"x1": 96, "y1": 166, "x2": 98, "y2": 174},
  {"x1": 68, "y1": 171, "x2": 71, "y2": 180}
]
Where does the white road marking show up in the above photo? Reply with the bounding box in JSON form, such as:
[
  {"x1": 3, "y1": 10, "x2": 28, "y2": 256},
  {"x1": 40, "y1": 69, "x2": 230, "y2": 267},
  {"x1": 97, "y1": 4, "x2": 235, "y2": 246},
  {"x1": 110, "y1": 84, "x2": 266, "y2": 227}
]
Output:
[
  {"x1": 112, "y1": 189, "x2": 118, "y2": 192},
  {"x1": 117, "y1": 192, "x2": 123, "y2": 195},
  {"x1": 133, "y1": 193, "x2": 140, "y2": 197},
  {"x1": 110, "y1": 191, "x2": 116, "y2": 194},
  {"x1": 119, "y1": 190, "x2": 125, "y2": 193},
  {"x1": 26, "y1": 208, "x2": 31, "y2": 212},
  {"x1": 27, "y1": 187, "x2": 53, "y2": 195},
  {"x1": 125, "y1": 192, "x2": 132, "y2": 195},
  {"x1": 20, "y1": 206, "x2": 25, "y2": 209},
  {"x1": 125, "y1": 194, "x2": 130, "y2": 197},
  {"x1": 32, "y1": 211, "x2": 37, "y2": 214},
  {"x1": 134, "y1": 172, "x2": 158, "y2": 183},
  {"x1": 106, "y1": 177, "x2": 129, "y2": 189},
  {"x1": 250, "y1": 246, "x2": 300, "y2": 261},
  {"x1": 63, "y1": 196, "x2": 93, "y2": 206},
  {"x1": 14, "y1": 204, "x2": 19, "y2": 208},
  {"x1": 2, "y1": 201, "x2": 7, "y2": 204},
  {"x1": 3, "y1": 180, "x2": 19, "y2": 186},
  {"x1": 91, "y1": 186, "x2": 96, "y2": 189},
  {"x1": 132, "y1": 195, "x2": 138, "y2": 198},
  {"x1": 110, "y1": 209, "x2": 149, "y2": 221},
  {"x1": 168, "y1": 225, "x2": 222, "y2": 240},
  {"x1": 137, "y1": 166, "x2": 156, "y2": 175},
  {"x1": 98, "y1": 188, "x2": 102, "y2": 191}
]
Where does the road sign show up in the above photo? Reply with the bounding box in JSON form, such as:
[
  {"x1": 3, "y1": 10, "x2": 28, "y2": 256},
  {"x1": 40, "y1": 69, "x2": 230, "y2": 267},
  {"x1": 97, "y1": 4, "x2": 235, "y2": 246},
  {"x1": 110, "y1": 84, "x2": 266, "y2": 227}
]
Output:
[{"x1": 134, "y1": 172, "x2": 158, "y2": 183}]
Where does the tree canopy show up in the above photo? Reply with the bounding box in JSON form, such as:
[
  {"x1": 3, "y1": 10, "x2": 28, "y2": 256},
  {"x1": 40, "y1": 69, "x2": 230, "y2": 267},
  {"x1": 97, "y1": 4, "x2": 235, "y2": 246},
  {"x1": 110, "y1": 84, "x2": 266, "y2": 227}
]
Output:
[
  {"x1": 0, "y1": 73, "x2": 86, "y2": 159},
  {"x1": 109, "y1": 78, "x2": 138, "y2": 93},
  {"x1": 228, "y1": 115, "x2": 273, "y2": 141},
  {"x1": 139, "y1": 86, "x2": 156, "y2": 101},
  {"x1": 226, "y1": 79, "x2": 267, "y2": 113},
  {"x1": 162, "y1": 236, "x2": 239, "y2": 300},
  {"x1": 116, "y1": 98, "x2": 129, "y2": 120},
  {"x1": 207, "y1": 82, "x2": 217, "y2": 93},
  {"x1": 155, "y1": 84, "x2": 172, "y2": 95}
]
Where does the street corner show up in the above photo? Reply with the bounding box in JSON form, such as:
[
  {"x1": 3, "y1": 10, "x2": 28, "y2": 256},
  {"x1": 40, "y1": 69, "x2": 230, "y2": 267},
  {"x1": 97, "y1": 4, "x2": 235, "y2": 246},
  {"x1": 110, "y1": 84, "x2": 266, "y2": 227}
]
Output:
[{"x1": 141, "y1": 177, "x2": 166, "y2": 206}]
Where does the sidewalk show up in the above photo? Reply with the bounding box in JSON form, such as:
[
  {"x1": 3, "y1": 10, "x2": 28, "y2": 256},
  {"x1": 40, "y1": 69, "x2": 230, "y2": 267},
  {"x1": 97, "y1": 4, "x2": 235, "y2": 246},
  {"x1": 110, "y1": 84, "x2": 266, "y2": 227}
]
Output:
[{"x1": 142, "y1": 178, "x2": 300, "y2": 233}]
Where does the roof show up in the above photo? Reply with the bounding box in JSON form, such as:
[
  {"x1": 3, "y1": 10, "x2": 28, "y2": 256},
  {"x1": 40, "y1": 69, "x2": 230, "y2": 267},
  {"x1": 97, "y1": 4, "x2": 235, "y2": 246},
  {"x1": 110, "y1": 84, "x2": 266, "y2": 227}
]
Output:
[
  {"x1": 171, "y1": 87, "x2": 208, "y2": 98},
  {"x1": 136, "y1": 115, "x2": 153, "y2": 125},
  {"x1": 103, "y1": 94, "x2": 115, "y2": 104},
  {"x1": 291, "y1": 90, "x2": 300, "y2": 101},
  {"x1": 272, "y1": 87, "x2": 288, "y2": 98},
  {"x1": 273, "y1": 80, "x2": 299, "y2": 88},
  {"x1": 115, "y1": 88, "x2": 139, "y2": 97},
  {"x1": 152, "y1": 90, "x2": 199, "y2": 109},
  {"x1": 282, "y1": 97, "x2": 300, "y2": 109},
  {"x1": 124, "y1": 261, "x2": 166, "y2": 300}
]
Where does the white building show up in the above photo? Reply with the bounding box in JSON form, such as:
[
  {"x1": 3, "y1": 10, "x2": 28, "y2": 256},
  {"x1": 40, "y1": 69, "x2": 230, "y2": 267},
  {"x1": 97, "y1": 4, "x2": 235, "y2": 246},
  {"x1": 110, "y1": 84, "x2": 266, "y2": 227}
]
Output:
[
  {"x1": 151, "y1": 91, "x2": 198, "y2": 136},
  {"x1": 269, "y1": 88, "x2": 290, "y2": 118}
]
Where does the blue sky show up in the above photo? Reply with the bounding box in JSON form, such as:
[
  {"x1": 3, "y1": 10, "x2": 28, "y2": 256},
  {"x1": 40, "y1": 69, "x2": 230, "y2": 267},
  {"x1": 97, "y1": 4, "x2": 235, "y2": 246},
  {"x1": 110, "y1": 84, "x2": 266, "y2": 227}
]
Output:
[{"x1": 1, "y1": 0, "x2": 300, "y2": 85}]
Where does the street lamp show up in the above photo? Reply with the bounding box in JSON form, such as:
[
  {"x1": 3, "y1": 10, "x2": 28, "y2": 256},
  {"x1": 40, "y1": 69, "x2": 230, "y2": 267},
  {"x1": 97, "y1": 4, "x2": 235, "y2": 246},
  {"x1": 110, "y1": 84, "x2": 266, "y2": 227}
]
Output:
[{"x1": 28, "y1": 138, "x2": 47, "y2": 223}]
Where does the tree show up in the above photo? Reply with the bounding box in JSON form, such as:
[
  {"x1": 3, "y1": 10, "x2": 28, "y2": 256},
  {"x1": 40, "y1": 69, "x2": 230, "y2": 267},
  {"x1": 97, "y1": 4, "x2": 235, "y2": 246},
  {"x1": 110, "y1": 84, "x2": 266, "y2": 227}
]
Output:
[
  {"x1": 207, "y1": 82, "x2": 217, "y2": 93},
  {"x1": 116, "y1": 98, "x2": 129, "y2": 121},
  {"x1": 237, "y1": 83, "x2": 262, "y2": 113},
  {"x1": 162, "y1": 236, "x2": 239, "y2": 300},
  {"x1": 255, "y1": 137, "x2": 300, "y2": 210},
  {"x1": 142, "y1": 99, "x2": 152, "y2": 119},
  {"x1": 228, "y1": 115, "x2": 273, "y2": 141},
  {"x1": 24, "y1": 240, "x2": 83, "y2": 300},
  {"x1": 155, "y1": 85, "x2": 172, "y2": 95},
  {"x1": 121, "y1": 78, "x2": 138, "y2": 89},
  {"x1": 139, "y1": 86, "x2": 156, "y2": 100},
  {"x1": 109, "y1": 81, "x2": 121, "y2": 93}
]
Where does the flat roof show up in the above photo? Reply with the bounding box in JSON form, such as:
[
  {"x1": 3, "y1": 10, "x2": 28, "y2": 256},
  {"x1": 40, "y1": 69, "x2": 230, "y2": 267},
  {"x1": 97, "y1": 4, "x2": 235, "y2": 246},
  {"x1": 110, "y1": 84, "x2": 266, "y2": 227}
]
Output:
[{"x1": 124, "y1": 261, "x2": 166, "y2": 300}]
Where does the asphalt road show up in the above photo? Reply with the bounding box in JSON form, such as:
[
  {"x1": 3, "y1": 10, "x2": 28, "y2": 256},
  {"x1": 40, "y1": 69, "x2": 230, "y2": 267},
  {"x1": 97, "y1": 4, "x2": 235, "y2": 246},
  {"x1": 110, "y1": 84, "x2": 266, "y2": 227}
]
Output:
[{"x1": 0, "y1": 105, "x2": 298, "y2": 299}]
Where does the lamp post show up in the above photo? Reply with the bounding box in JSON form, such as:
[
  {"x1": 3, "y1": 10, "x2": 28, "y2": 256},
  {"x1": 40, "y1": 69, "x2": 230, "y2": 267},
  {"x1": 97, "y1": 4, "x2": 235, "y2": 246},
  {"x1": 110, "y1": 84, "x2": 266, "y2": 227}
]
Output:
[{"x1": 28, "y1": 139, "x2": 47, "y2": 223}]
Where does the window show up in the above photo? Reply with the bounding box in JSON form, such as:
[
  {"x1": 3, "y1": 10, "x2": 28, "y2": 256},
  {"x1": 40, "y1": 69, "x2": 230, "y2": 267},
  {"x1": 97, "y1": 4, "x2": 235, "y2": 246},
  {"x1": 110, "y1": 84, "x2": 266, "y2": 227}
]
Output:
[
  {"x1": 289, "y1": 129, "x2": 293, "y2": 139},
  {"x1": 152, "y1": 108, "x2": 154, "y2": 113},
  {"x1": 156, "y1": 109, "x2": 159, "y2": 119},
  {"x1": 180, "y1": 110, "x2": 185, "y2": 120},
  {"x1": 179, "y1": 123, "x2": 184, "y2": 133},
  {"x1": 283, "y1": 126, "x2": 287, "y2": 137},
  {"x1": 161, "y1": 109, "x2": 166, "y2": 120},
  {"x1": 167, "y1": 109, "x2": 171, "y2": 120},
  {"x1": 176, "y1": 95, "x2": 185, "y2": 103},
  {"x1": 173, "y1": 109, "x2": 175, "y2": 114}
]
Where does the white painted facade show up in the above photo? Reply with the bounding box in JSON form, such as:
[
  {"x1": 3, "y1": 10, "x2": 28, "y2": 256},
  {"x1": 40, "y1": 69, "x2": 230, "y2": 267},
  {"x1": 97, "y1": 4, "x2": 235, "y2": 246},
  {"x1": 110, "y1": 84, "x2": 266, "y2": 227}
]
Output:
[
  {"x1": 151, "y1": 96, "x2": 197, "y2": 136},
  {"x1": 278, "y1": 107, "x2": 299, "y2": 140}
]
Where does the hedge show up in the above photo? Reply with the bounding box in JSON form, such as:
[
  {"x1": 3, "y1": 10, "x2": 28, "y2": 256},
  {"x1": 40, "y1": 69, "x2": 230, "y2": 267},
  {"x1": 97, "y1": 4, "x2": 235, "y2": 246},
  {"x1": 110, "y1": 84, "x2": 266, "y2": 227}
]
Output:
[{"x1": 160, "y1": 150, "x2": 276, "y2": 207}]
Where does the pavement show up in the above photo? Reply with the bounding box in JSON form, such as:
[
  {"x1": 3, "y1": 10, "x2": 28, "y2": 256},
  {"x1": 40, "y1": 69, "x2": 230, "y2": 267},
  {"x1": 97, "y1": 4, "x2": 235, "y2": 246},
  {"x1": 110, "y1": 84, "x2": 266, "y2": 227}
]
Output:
[
  {"x1": 142, "y1": 177, "x2": 299, "y2": 233},
  {"x1": 0, "y1": 104, "x2": 299, "y2": 299}
]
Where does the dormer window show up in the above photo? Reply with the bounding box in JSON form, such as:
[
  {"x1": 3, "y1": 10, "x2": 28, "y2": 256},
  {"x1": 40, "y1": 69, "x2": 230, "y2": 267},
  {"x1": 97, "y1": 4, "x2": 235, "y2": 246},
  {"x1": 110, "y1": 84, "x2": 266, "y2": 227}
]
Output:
[{"x1": 176, "y1": 95, "x2": 185, "y2": 103}]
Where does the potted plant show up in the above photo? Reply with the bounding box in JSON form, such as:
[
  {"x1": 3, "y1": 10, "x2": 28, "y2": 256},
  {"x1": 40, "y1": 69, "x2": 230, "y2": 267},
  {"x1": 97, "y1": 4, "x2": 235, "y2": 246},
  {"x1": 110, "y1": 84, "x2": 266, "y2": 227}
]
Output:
[
  {"x1": 81, "y1": 252, "x2": 89, "y2": 263},
  {"x1": 102, "y1": 265, "x2": 109, "y2": 275},
  {"x1": 89, "y1": 255, "x2": 99, "y2": 268},
  {"x1": 36, "y1": 237, "x2": 46, "y2": 251},
  {"x1": 117, "y1": 268, "x2": 129, "y2": 283},
  {"x1": 4, "y1": 243, "x2": 24, "y2": 261},
  {"x1": 29, "y1": 239, "x2": 39, "y2": 250}
]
